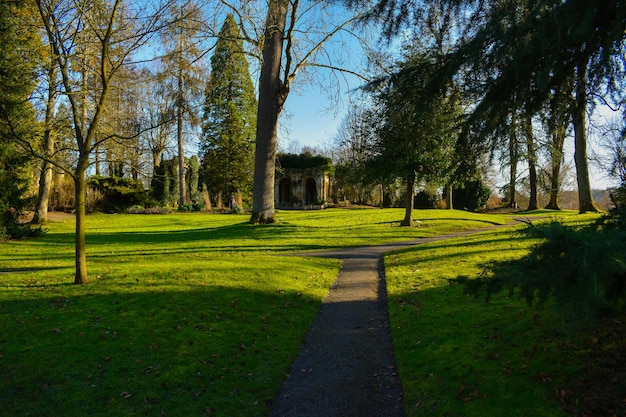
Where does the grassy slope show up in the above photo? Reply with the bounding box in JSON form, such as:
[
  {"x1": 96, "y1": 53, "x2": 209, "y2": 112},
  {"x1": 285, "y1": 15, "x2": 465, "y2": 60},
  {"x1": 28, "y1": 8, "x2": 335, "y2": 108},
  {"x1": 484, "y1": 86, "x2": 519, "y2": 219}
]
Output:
[
  {"x1": 0, "y1": 209, "x2": 512, "y2": 417},
  {"x1": 384, "y1": 212, "x2": 607, "y2": 417}
]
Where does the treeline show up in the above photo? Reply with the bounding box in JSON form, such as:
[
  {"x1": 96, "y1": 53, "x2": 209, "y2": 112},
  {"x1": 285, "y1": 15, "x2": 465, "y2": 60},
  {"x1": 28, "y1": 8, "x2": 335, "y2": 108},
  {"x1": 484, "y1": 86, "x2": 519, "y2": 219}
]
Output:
[{"x1": 323, "y1": 0, "x2": 626, "y2": 225}]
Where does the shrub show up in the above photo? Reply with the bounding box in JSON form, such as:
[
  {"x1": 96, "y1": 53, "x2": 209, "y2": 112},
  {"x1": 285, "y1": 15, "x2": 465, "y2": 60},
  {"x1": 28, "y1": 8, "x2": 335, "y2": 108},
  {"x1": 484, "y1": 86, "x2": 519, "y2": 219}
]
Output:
[
  {"x1": 88, "y1": 176, "x2": 149, "y2": 213},
  {"x1": 177, "y1": 203, "x2": 203, "y2": 212},
  {"x1": 461, "y1": 218, "x2": 626, "y2": 319},
  {"x1": 453, "y1": 180, "x2": 491, "y2": 211},
  {"x1": 414, "y1": 189, "x2": 439, "y2": 209}
]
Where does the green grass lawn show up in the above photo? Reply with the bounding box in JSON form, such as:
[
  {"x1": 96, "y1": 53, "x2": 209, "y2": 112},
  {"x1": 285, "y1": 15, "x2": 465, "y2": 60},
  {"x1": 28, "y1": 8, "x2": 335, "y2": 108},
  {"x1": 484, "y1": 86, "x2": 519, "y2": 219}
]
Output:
[
  {"x1": 1, "y1": 208, "x2": 604, "y2": 417},
  {"x1": 384, "y1": 212, "x2": 616, "y2": 417}
]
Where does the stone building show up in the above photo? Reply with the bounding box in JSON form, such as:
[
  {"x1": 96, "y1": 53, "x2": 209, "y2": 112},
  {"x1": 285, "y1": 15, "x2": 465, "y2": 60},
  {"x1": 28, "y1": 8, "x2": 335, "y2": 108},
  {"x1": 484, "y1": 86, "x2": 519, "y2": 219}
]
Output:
[{"x1": 275, "y1": 153, "x2": 333, "y2": 208}]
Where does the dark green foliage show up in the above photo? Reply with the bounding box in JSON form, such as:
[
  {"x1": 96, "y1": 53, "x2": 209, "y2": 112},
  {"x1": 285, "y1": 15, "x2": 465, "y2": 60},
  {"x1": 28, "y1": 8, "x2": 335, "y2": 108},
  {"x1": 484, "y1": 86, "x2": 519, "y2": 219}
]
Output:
[
  {"x1": 88, "y1": 176, "x2": 149, "y2": 213},
  {"x1": 372, "y1": 51, "x2": 462, "y2": 189},
  {"x1": 200, "y1": 14, "x2": 257, "y2": 205},
  {"x1": 186, "y1": 155, "x2": 201, "y2": 204},
  {"x1": 177, "y1": 203, "x2": 203, "y2": 212},
  {"x1": 277, "y1": 153, "x2": 333, "y2": 172},
  {"x1": 610, "y1": 185, "x2": 626, "y2": 209},
  {"x1": 453, "y1": 180, "x2": 491, "y2": 212},
  {"x1": 463, "y1": 218, "x2": 626, "y2": 319},
  {"x1": 0, "y1": 0, "x2": 41, "y2": 239},
  {"x1": 0, "y1": 142, "x2": 37, "y2": 239},
  {"x1": 152, "y1": 157, "x2": 201, "y2": 207},
  {"x1": 151, "y1": 159, "x2": 179, "y2": 207},
  {"x1": 413, "y1": 189, "x2": 439, "y2": 209}
]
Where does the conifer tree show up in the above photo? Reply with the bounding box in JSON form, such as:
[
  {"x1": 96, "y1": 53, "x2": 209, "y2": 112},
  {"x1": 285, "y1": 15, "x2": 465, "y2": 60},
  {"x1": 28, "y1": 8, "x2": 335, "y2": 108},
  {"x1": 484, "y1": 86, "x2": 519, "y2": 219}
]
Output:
[
  {"x1": 200, "y1": 13, "x2": 257, "y2": 207},
  {"x1": 0, "y1": 0, "x2": 41, "y2": 238}
]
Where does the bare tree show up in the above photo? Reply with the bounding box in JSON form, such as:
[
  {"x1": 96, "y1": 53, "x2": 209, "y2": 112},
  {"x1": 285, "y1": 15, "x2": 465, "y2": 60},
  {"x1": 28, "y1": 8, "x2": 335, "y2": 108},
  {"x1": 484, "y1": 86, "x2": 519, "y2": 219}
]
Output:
[
  {"x1": 228, "y1": 0, "x2": 369, "y2": 223},
  {"x1": 158, "y1": 0, "x2": 206, "y2": 207},
  {"x1": 36, "y1": 0, "x2": 171, "y2": 283}
]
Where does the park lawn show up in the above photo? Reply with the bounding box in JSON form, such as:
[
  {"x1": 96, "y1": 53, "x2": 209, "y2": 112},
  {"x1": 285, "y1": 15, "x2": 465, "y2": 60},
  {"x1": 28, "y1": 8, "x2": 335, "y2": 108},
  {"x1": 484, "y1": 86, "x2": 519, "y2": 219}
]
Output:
[
  {"x1": 0, "y1": 208, "x2": 514, "y2": 417},
  {"x1": 384, "y1": 212, "x2": 611, "y2": 417}
]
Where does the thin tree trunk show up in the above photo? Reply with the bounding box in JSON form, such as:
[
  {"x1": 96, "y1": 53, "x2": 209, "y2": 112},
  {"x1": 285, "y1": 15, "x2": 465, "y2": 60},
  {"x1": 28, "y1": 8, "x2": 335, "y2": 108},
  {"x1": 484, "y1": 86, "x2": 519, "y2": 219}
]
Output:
[
  {"x1": 250, "y1": 0, "x2": 289, "y2": 224},
  {"x1": 525, "y1": 115, "x2": 538, "y2": 210},
  {"x1": 572, "y1": 60, "x2": 599, "y2": 213},
  {"x1": 74, "y1": 162, "x2": 88, "y2": 284},
  {"x1": 33, "y1": 64, "x2": 58, "y2": 223},
  {"x1": 177, "y1": 72, "x2": 187, "y2": 206},
  {"x1": 401, "y1": 174, "x2": 415, "y2": 227},
  {"x1": 509, "y1": 138, "x2": 518, "y2": 209}
]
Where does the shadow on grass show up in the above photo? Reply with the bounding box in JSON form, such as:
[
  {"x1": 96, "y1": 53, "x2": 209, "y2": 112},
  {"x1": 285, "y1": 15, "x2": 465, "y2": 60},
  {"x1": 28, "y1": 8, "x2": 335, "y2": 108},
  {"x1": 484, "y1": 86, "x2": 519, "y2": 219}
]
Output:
[
  {"x1": 0, "y1": 284, "x2": 322, "y2": 417},
  {"x1": 0, "y1": 266, "x2": 68, "y2": 275},
  {"x1": 387, "y1": 281, "x2": 578, "y2": 417}
]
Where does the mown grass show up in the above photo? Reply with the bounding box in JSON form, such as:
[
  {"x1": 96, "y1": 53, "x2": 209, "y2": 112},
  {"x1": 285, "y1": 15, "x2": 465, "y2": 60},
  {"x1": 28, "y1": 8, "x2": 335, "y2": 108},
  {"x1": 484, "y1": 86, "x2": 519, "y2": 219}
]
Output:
[
  {"x1": 384, "y1": 212, "x2": 609, "y2": 417},
  {"x1": 0, "y1": 208, "x2": 514, "y2": 417}
]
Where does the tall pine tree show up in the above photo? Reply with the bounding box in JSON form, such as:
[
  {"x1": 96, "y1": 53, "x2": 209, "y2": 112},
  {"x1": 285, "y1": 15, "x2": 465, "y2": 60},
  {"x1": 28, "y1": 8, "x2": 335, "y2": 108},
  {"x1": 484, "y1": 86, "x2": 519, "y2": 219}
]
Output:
[{"x1": 200, "y1": 14, "x2": 257, "y2": 207}]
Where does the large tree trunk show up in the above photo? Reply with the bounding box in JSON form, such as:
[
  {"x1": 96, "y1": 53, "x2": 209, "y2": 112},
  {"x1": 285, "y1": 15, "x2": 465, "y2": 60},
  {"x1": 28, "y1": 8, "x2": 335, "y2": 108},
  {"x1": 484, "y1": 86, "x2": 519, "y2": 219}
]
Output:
[
  {"x1": 545, "y1": 107, "x2": 566, "y2": 210},
  {"x1": 250, "y1": 0, "x2": 289, "y2": 224},
  {"x1": 572, "y1": 61, "x2": 599, "y2": 213},
  {"x1": 401, "y1": 174, "x2": 415, "y2": 227},
  {"x1": 525, "y1": 115, "x2": 538, "y2": 210}
]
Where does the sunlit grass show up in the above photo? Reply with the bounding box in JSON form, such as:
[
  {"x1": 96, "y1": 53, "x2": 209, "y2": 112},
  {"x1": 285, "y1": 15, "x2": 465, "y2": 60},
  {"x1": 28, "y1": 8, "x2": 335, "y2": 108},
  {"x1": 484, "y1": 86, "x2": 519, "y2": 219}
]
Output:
[{"x1": 0, "y1": 208, "x2": 515, "y2": 417}]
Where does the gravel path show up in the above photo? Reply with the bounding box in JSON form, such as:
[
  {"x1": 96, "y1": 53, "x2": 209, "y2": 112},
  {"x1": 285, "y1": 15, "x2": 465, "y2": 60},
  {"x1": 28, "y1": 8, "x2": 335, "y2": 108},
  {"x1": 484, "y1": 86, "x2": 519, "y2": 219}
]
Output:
[{"x1": 268, "y1": 224, "x2": 523, "y2": 417}]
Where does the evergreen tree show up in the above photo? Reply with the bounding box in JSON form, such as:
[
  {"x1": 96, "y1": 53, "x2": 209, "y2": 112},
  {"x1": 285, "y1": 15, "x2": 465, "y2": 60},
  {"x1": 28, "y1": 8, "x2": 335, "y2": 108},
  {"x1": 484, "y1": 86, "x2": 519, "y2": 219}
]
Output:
[
  {"x1": 200, "y1": 14, "x2": 257, "y2": 207},
  {"x1": 0, "y1": 0, "x2": 41, "y2": 238}
]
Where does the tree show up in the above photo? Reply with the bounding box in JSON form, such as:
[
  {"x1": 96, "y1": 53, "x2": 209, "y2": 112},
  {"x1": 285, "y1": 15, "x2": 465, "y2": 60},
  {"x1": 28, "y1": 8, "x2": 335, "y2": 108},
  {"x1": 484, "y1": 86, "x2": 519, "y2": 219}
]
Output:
[
  {"x1": 36, "y1": 0, "x2": 170, "y2": 283},
  {"x1": 331, "y1": 106, "x2": 378, "y2": 204},
  {"x1": 159, "y1": 0, "x2": 205, "y2": 206},
  {"x1": 541, "y1": 90, "x2": 570, "y2": 210},
  {"x1": 0, "y1": 0, "x2": 42, "y2": 237},
  {"x1": 199, "y1": 13, "x2": 256, "y2": 206},
  {"x1": 348, "y1": 0, "x2": 626, "y2": 213},
  {"x1": 374, "y1": 53, "x2": 459, "y2": 226},
  {"x1": 32, "y1": 8, "x2": 60, "y2": 224},
  {"x1": 246, "y1": 0, "x2": 365, "y2": 223}
]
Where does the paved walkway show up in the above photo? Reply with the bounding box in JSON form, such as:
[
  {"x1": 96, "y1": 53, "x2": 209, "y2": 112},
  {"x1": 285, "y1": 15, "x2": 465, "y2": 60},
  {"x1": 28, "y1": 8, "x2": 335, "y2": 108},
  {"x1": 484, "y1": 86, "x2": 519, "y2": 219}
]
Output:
[{"x1": 268, "y1": 224, "x2": 523, "y2": 417}]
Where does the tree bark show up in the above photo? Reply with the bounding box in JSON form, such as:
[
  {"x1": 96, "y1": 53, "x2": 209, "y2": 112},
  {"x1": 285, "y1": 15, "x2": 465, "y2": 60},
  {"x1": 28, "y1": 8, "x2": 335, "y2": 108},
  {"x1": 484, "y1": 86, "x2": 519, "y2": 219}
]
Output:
[
  {"x1": 572, "y1": 61, "x2": 599, "y2": 213},
  {"x1": 33, "y1": 64, "x2": 57, "y2": 223},
  {"x1": 250, "y1": 0, "x2": 289, "y2": 224},
  {"x1": 177, "y1": 58, "x2": 187, "y2": 206},
  {"x1": 545, "y1": 107, "x2": 566, "y2": 210},
  {"x1": 74, "y1": 161, "x2": 88, "y2": 284},
  {"x1": 177, "y1": 103, "x2": 187, "y2": 206},
  {"x1": 401, "y1": 174, "x2": 415, "y2": 227},
  {"x1": 525, "y1": 115, "x2": 538, "y2": 211},
  {"x1": 508, "y1": 135, "x2": 518, "y2": 209},
  {"x1": 445, "y1": 184, "x2": 453, "y2": 209}
]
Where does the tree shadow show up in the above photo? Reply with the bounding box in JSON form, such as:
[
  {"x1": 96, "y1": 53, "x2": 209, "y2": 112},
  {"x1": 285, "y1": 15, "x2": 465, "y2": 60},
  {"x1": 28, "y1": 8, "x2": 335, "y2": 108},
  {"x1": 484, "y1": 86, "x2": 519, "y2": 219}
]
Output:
[{"x1": 0, "y1": 284, "x2": 324, "y2": 417}]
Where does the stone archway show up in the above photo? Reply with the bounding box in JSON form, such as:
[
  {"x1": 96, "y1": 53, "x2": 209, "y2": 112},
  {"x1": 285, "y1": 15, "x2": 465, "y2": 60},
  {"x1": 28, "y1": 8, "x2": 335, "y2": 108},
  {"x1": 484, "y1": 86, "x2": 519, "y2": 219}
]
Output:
[
  {"x1": 279, "y1": 177, "x2": 292, "y2": 206},
  {"x1": 305, "y1": 177, "x2": 317, "y2": 205}
]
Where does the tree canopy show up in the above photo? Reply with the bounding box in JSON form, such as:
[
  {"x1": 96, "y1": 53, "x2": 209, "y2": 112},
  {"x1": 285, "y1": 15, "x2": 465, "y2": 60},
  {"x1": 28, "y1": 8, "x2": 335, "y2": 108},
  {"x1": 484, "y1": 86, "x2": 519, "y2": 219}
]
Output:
[
  {"x1": 199, "y1": 13, "x2": 257, "y2": 206},
  {"x1": 0, "y1": 0, "x2": 42, "y2": 238}
]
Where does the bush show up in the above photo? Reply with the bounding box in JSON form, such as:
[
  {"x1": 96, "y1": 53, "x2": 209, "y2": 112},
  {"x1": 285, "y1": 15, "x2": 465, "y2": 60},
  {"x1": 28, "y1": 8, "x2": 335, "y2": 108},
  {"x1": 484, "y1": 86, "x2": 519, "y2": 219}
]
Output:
[
  {"x1": 178, "y1": 203, "x2": 203, "y2": 212},
  {"x1": 414, "y1": 189, "x2": 439, "y2": 209},
  {"x1": 126, "y1": 205, "x2": 172, "y2": 214},
  {"x1": 453, "y1": 180, "x2": 491, "y2": 211},
  {"x1": 461, "y1": 217, "x2": 626, "y2": 319},
  {"x1": 88, "y1": 176, "x2": 149, "y2": 213}
]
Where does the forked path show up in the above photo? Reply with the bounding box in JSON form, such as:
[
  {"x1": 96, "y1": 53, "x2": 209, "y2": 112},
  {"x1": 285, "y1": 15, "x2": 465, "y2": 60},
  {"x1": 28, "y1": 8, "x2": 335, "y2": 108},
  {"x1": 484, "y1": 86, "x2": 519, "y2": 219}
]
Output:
[{"x1": 269, "y1": 225, "x2": 517, "y2": 417}]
